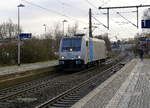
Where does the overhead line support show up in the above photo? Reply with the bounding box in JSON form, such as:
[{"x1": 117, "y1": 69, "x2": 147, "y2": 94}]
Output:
[
  {"x1": 98, "y1": 4, "x2": 150, "y2": 29},
  {"x1": 98, "y1": 4, "x2": 150, "y2": 9}
]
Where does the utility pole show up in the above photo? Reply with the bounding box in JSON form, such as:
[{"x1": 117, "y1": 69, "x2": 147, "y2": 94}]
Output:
[
  {"x1": 107, "y1": 8, "x2": 109, "y2": 30},
  {"x1": 89, "y1": 8, "x2": 92, "y2": 38}
]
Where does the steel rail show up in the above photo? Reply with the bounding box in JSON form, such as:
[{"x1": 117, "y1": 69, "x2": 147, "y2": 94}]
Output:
[
  {"x1": 35, "y1": 58, "x2": 127, "y2": 108},
  {"x1": 0, "y1": 66, "x2": 97, "y2": 101}
]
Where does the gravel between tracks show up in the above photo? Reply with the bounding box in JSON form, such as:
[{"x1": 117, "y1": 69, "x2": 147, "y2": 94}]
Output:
[
  {"x1": 0, "y1": 65, "x2": 107, "y2": 108},
  {"x1": 0, "y1": 55, "x2": 128, "y2": 108}
]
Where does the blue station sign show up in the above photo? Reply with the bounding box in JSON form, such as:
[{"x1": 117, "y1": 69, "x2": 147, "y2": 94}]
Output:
[
  {"x1": 19, "y1": 33, "x2": 32, "y2": 38},
  {"x1": 141, "y1": 20, "x2": 150, "y2": 28}
]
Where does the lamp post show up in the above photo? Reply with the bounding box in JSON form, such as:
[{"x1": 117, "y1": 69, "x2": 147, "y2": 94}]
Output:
[
  {"x1": 62, "y1": 20, "x2": 67, "y2": 36},
  {"x1": 17, "y1": 4, "x2": 25, "y2": 66},
  {"x1": 43, "y1": 24, "x2": 47, "y2": 37}
]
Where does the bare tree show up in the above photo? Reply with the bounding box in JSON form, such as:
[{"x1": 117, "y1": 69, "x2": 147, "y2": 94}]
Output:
[
  {"x1": 0, "y1": 19, "x2": 21, "y2": 40},
  {"x1": 95, "y1": 33, "x2": 111, "y2": 51},
  {"x1": 67, "y1": 22, "x2": 79, "y2": 36},
  {"x1": 52, "y1": 22, "x2": 63, "y2": 52}
]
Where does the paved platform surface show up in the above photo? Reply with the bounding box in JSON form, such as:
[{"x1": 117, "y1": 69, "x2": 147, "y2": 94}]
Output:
[
  {"x1": 0, "y1": 60, "x2": 58, "y2": 76},
  {"x1": 72, "y1": 59, "x2": 150, "y2": 108}
]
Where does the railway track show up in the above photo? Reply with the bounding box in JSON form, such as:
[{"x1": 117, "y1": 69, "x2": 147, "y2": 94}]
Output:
[
  {"x1": 0, "y1": 66, "x2": 97, "y2": 101},
  {"x1": 0, "y1": 54, "x2": 130, "y2": 108},
  {"x1": 36, "y1": 56, "x2": 130, "y2": 108},
  {"x1": 0, "y1": 73, "x2": 61, "y2": 100}
]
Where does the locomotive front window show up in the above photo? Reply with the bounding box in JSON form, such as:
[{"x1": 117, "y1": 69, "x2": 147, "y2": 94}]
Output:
[{"x1": 62, "y1": 38, "x2": 82, "y2": 52}]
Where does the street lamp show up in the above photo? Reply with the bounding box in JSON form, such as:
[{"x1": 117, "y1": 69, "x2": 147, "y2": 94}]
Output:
[
  {"x1": 62, "y1": 20, "x2": 67, "y2": 36},
  {"x1": 17, "y1": 4, "x2": 25, "y2": 66},
  {"x1": 43, "y1": 24, "x2": 47, "y2": 37}
]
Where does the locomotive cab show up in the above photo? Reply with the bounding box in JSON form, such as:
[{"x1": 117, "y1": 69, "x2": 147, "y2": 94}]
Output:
[{"x1": 59, "y1": 36, "x2": 85, "y2": 68}]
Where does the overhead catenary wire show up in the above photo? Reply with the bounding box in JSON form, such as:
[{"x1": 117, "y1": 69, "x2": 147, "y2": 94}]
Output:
[
  {"x1": 116, "y1": 11, "x2": 137, "y2": 13},
  {"x1": 84, "y1": 0, "x2": 98, "y2": 9},
  {"x1": 21, "y1": 0, "x2": 88, "y2": 25},
  {"x1": 22, "y1": 0, "x2": 66, "y2": 17},
  {"x1": 56, "y1": 0, "x2": 88, "y2": 15},
  {"x1": 84, "y1": 0, "x2": 114, "y2": 27},
  {"x1": 92, "y1": 16, "x2": 108, "y2": 29},
  {"x1": 93, "y1": 0, "x2": 142, "y2": 38},
  {"x1": 56, "y1": 0, "x2": 69, "y2": 7},
  {"x1": 139, "y1": 0, "x2": 148, "y2": 5},
  {"x1": 84, "y1": 0, "x2": 118, "y2": 29},
  {"x1": 100, "y1": 0, "x2": 112, "y2": 7},
  {"x1": 84, "y1": 0, "x2": 106, "y2": 15},
  {"x1": 116, "y1": 12, "x2": 137, "y2": 27},
  {"x1": 97, "y1": 4, "x2": 139, "y2": 29},
  {"x1": 94, "y1": 1, "x2": 138, "y2": 38},
  {"x1": 99, "y1": 0, "x2": 148, "y2": 28}
]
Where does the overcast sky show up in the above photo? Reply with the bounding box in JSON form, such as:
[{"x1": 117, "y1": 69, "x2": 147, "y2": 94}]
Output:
[{"x1": 0, "y1": 0, "x2": 150, "y2": 40}]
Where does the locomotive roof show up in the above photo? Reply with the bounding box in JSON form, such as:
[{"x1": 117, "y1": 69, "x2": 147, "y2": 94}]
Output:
[{"x1": 62, "y1": 36, "x2": 105, "y2": 43}]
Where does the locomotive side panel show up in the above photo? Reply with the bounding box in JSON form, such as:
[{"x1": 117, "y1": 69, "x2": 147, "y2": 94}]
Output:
[
  {"x1": 83, "y1": 39, "x2": 90, "y2": 64},
  {"x1": 89, "y1": 38, "x2": 107, "y2": 62},
  {"x1": 93, "y1": 40, "x2": 107, "y2": 61}
]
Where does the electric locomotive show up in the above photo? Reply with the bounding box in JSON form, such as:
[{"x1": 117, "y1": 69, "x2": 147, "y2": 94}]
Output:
[{"x1": 59, "y1": 34, "x2": 107, "y2": 69}]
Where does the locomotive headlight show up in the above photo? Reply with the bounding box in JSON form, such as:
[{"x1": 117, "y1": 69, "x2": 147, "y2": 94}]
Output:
[
  {"x1": 75, "y1": 55, "x2": 81, "y2": 59},
  {"x1": 61, "y1": 56, "x2": 65, "y2": 59},
  {"x1": 77, "y1": 56, "x2": 81, "y2": 59},
  {"x1": 70, "y1": 48, "x2": 73, "y2": 52}
]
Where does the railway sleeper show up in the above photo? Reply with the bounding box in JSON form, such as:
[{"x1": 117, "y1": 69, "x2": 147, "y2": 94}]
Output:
[
  {"x1": 60, "y1": 99, "x2": 78, "y2": 102},
  {"x1": 51, "y1": 103, "x2": 72, "y2": 107},
  {"x1": 66, "y1": 95, "x2": 81, "y2": 98},
  {"x1": 63, "y1": 97, "x2": 81, "y2": 100},
  {"x1": 68, "y1": 95, "x2": 83, "y2": 98},
  {"x1": 56, "y1": 101, "x2": 76, "y2": 105},
  {"x1": 68, "y1": 93, "x2": 80, "y2": 96},
  {"x1": 113, "y1": 67, "x2": 121, "y2": 72},
  {"x1": 62, "y1": 97, "x2": 80, "y2": 101}
]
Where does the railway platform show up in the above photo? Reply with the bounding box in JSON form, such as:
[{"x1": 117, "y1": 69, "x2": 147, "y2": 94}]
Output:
[
  {"x1": 0, "y1": 60, "x2": 58, "y2": 76},
  {"x1": 72, "y1": 58, "x2": 150, "y2": 108}
]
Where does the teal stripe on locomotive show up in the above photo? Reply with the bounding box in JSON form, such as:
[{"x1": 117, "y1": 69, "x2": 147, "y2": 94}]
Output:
[{"x1": 89, "y1": 39, "x2": 94, "y2": 62}]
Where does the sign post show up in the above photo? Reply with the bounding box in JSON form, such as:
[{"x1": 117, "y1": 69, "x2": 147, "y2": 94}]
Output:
[{"x1": 18, "y1": 33, "x2": 32, "y2": 65}]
